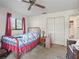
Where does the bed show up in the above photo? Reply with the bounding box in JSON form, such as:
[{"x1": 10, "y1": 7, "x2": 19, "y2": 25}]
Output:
[{"x1": 1, "y1": 27, "x2": 41, "y2": 59}]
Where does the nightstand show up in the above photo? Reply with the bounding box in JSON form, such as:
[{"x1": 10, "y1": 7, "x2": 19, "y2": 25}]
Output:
[{"x1": 39, "y1": 37, "x2": 46, "y2": 47}]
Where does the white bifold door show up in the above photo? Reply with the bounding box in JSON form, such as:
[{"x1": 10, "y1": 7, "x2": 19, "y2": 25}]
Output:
[
  {"x1": 47, "y1": 17, "x2": 55, "y2": 44},
  {"x1": 47, "y1": 17, "x2": 65, "y2": 45},
  {"x1": 54, "y1": 17, "x2": 65, "y2": 45}
]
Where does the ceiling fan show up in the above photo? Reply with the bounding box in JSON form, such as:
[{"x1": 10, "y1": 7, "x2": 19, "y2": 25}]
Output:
[{"x1": 22, "y1": 0, "x2": 45, "y2": 10}]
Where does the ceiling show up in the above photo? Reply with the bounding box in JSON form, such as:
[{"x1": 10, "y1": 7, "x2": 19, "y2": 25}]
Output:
[{"x1": 0, "y1": 0, "x2": 78, "y2": 16}]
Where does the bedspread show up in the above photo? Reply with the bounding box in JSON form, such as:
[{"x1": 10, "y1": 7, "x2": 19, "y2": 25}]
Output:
[{"x1": 2, "y1": 32, "x2": 40, "y2": 53}]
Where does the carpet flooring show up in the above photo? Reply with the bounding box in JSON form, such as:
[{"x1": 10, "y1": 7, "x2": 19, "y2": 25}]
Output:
[{"x1": 2, "y1": 44, "x2": 67, "y2": 59}]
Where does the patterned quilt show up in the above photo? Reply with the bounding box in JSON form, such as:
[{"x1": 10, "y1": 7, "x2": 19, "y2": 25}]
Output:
[{"x1": 2, "y1": 32, "x2": 40, "y2": 48}]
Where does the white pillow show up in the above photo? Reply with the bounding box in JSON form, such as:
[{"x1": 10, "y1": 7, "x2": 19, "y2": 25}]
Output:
[
  {"x1": 74, "y1": 40, "x2": 79, "y2": 50},
  {"x1": 75, "y1": 40, "x2": 79, "y2": 45}
]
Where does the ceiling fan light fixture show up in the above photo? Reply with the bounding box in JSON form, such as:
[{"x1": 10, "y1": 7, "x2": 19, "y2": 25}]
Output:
[{"x1": 42, "y1": 12, "x2": 47, "y2": 14}]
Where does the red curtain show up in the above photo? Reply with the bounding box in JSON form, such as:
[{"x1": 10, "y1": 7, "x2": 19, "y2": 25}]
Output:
[
  {"x1": 22, "y1": 17, "x2": 26, "y2": 34},
  {"x1": 5, "y1": 13, "x2": 12, "y2": 36}
]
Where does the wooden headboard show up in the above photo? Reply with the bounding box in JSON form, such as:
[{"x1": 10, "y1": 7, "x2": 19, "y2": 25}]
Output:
[{"x1": 28, "y1": 27, "x2": 41, "y2": 34}]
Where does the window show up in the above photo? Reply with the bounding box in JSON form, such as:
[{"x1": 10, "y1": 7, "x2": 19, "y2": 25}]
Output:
[{"x1": 11, "y1": 17, "x2": 22, "y2": 30}]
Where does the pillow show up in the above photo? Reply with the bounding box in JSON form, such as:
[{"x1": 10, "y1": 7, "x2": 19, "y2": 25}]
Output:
[
  {"x1": 13, "y1": 34, "x2": 23, "y2": 38},
  {"x1": 75, "y1": 40, "x2": 79, "y2": 45},
  {"x1": 74, "y1": 40, "x2": 79, "y2": 50}
]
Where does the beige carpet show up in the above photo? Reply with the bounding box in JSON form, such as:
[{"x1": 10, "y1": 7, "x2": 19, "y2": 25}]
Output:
[{"x1": 3, "y1": 44, "x2": 67, "y2": 59}]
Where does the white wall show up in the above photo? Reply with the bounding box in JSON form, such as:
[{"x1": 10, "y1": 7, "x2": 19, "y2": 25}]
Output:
[
  {"x1": 29, "y1": 9, "x2": 78, "y2": 46},
  {"x1": 69, "y1": 15, "x2": 79, "y2": 39},
  {"x1": 0, "y1": 6, "x2": 29, "y2": 40}
]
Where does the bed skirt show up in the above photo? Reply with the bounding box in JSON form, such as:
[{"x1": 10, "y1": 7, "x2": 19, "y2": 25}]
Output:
[{"x1": 2, "y1": 38, "x2": 40, "y2": 53}]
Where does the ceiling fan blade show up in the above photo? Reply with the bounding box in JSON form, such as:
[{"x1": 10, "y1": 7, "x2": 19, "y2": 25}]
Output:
[
  {"x1": 28, "y1": 4, "x2": 33, "y2": 10},
  {"x1": 32, "y1": 0, "x2": 36, "y2": 2},
  {"x1": 35, "y1": 4, "x2": 45, "y2": 9},
  {"x1": 28, "y1": 0, "x2": 36, "y2": 10},
  {"x1": 22, "y1": 0, "x2": 30, "y2": 3},
  {"x1": 29, "y1": 0, "x2": 32, "y2": 2},
  {"x1": 29, "y1": 0, "x2": 36, "y2": 2}
]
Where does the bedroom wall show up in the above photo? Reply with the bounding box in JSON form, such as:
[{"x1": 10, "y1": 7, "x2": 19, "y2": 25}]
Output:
[
  {"x1": 29, "y1": 9, "x2": 78, "y2": 46},
  {"x1": 69, "y1": 15, "x2": 79, "y2": 39},
  {"x1": 0, "y1": 6, "x2": 28, "y2": 40}
]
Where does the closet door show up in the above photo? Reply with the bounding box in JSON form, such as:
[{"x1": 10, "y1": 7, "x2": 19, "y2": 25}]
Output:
[
  {"x1": 46, "y1": 17, "x2": 55, "y2": 43},
  {"x1": 54, "y1": 17, "x2": 65, "y2": 45}
]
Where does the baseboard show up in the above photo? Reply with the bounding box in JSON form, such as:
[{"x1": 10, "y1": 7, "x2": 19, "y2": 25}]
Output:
[{"x1": 51, "y1": 43, "x2": 67, "y2": 47}]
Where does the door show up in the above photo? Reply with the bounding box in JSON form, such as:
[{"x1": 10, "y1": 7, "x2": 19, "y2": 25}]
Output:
[
  {"x1": 54, "y1": 17, "x2": 65, "y2": 45},
  {"x1": 47, "y1": 16, "x2": 65, "y2": 45},
  {"x1": 46, "y1": 17, "x2": 55, "y2": 43}
]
